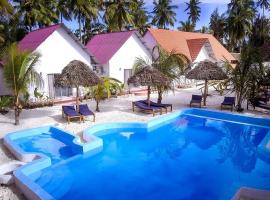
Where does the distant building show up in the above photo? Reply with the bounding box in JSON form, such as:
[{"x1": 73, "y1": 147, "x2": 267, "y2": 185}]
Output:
[
  {"x1": 86, "y1": 30, "x2": 151, "y2": 84},
  {"x1": 0, "y1": 24, "x2": 93, "y2": 99},
  {"x1": 143, "y1": 28, "x2": 236, "y2": 65}
]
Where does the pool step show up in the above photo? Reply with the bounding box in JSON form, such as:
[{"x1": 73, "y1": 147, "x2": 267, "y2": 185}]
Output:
[{"x1": 35, "y1": 166, "x2": 73, "y2": 199}]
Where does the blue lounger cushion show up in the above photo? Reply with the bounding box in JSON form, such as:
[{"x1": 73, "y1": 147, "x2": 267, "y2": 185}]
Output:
[
  {"x1": 62, "y1": 106, "x2": 80, "y2": 117},
  {"x1": 78, "y1": 104, "x2": 94, "y2": 116}
]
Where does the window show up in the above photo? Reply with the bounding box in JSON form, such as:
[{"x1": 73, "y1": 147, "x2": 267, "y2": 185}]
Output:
[{"x1": 47, "y1": 74, "x2": 73, "y2": 98}]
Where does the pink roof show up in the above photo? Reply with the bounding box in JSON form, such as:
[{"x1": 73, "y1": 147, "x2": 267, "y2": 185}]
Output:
[
  {"x1": 18, "y1": 24, "x2": 61, "y2": 51},
  {"x1": 86, "y1": 31, "x2": 135, "y2": 64}
]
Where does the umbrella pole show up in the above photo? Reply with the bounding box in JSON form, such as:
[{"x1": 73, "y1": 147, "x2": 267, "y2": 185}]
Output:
[
  {"x1": 203, "y1": 80, "x2": 207, "y2": 106},
  {"x1": 76, "y1": 86, "x2": 79, "y2": 110},
  {"x1": 147, "y1": 86, "x2": 151, "y2": 106}
]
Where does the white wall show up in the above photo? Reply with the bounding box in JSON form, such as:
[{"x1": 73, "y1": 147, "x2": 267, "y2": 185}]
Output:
[
  {"x1": 109, "y1": 34, "x2": 151, "y2": 83},
  {"x1": 33, "y1": 27, "x2": 91, "y2": 97}
]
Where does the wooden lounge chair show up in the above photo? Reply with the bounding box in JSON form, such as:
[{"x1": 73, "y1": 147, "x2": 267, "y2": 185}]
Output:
[
  {"x1": 221, "y1": 97, "x2": 235, "y2": 111},
  {"x1": 141, "y1": 100, "x2": 172, "y2": 113},
  {"x1": 132, "y1": 101, "x2": 162, "y2": 116},
  {"x1": 190, "y1": 95, "x2": 202, "y2": 108},
  {"x1": 62, "y1": 105, "x2": 82, "y2": 124},
  {"x1": 78, "y1": 104, "x2": 95, "y2": 122}
]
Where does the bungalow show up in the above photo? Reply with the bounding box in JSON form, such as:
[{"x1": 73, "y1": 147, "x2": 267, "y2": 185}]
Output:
[
  {"x1": 0, "y1": 24, "x2": 94, "y2": 100},
  {"x1": 143, "y1": 28, "x2": 236, "y2": 65},
  {"x1": 86, "y1": 30, "x2": 151, "y2": 84}
]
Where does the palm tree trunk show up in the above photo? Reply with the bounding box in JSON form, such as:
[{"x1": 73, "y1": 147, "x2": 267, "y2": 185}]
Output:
[
  {"x1": 14, "y1": 96, "x2": 20, "y2": 125},
  {"x1": 95, "y1": 99, "x2": 100, "y2": 112},
  {"x1": 147, "y1": 86, "x2": 151, "y2": 106},
  {"x1": 203, "y1": 80, "x2": 207, "y2": 106},
  {"x1": 78, "y1": 12, "x2": 82, "y2": 42},
  {"x1": 157, "y1": 87, "x2": 163, "y2": 104}
]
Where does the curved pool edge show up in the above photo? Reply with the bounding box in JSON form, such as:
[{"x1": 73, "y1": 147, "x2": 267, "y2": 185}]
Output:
[{"x1": 3, "y1": 109, "x2": 270, "y2": 200}]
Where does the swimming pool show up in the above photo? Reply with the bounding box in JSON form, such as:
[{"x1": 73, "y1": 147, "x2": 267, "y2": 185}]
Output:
[{"x1": 4, "y1": 109, "x2": 270, "y2": 200}]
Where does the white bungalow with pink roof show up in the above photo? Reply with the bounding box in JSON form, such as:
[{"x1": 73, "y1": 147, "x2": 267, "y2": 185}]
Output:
[
  {"x1": 0, "y1": 24, "x2": 93, "y2": 100},
  {"x1": 86, "y1": 30, "x2": 151, "y2": 84}
]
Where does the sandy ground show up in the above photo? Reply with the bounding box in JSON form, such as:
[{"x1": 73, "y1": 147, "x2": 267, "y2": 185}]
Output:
[{"x1": 0, "y1": 87, "x2": 269, "y2": 200}]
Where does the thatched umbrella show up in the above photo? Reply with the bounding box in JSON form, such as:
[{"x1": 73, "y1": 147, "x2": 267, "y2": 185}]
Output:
[
  {"x1": 186, "y1": 60, "x2": 228, "y2": 106},
  {"x1": 128, "y1": 66, "x2": 170, "y2": 105},
  {"x1": 55, "y1": 60, "x2": 100, "y2": 106}
]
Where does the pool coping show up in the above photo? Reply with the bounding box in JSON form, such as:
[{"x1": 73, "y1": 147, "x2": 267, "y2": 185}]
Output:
[{"x1": 3, "y1": 108, "x2": 270, "y2": 200}]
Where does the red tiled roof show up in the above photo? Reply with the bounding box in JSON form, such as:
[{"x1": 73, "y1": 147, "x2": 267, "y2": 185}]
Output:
[
  {"x1": 86, "y1": 31, "x2": 135, "y2": 64},
  {"x1": 18, "y1": 24, "x2": 61, "y2": 51},
  {"x1": 146, "y1": 28, "x2": 235, "y2": 63},
  {"x1": 187, "y1": 38, "x2": 208, "y2": 61}
]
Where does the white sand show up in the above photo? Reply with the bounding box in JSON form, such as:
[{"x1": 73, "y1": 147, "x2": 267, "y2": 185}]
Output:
[{"x1": 0, "y1": 87, "x2": 269, "y2": 199}]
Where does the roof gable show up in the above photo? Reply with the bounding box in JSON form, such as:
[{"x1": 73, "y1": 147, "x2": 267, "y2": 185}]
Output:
[
  {"x1": 147, "y1": 28, "x2": 235, "y2": 63},
  {"x1": 18, "y1": 24, "x2": 61, "y2": 51},
  {"x1": 86, "y1": 31, "x2": 135, "y2": 64},
  {"x1": 187, "y1": 38, "x2": 208, "y2": 61}
]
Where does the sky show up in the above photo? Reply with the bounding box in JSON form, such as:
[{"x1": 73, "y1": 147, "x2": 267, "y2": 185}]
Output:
[{"x1": 65, "y1": 0, "x2": 269, "y2": 32}]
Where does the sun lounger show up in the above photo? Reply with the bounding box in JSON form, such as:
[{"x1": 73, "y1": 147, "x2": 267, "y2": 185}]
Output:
[
  {"x1": 62, "y1": 105, "x2": 82, "y2": 124},
  {"x1": 249, "y1": 99, "x2": 270, "y2": 111},
  {"x1": 221, "y1": 97, "x2": 235, "y2": 111},
  {"x1": 78, "y1": 104, "x2": 95, "y2": 122},
  {"x1": 132, "y1": 101, "x2": 162, "y2": 116},
  {"x1": 190, "y1": 95, "x2": 202, "y2": 108},
  {"x1": 141, "y1": 100, "x2": 172, "y2": 113}
]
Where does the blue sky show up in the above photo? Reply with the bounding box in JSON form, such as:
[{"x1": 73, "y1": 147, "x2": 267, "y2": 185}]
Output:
[{"x1": 65, "y1": 0, "x2": 269, "y2": 31}]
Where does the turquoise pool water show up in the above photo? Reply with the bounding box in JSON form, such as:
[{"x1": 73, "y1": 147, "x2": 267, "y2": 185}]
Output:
[{"x1": 13, "y1": 113, "x2": 270, "y2": 200}]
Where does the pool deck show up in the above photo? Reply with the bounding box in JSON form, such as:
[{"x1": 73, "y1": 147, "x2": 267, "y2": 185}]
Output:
[{"x1": 0, "y1": 87, "x2": 269, "y2": 200}]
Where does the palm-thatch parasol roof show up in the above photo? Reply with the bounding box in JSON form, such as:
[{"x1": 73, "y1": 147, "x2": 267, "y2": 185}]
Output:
[
  {"x1": 128, "y1": 66, "x2": 170, "y2": 104},
  {"x1": 186, "y1": 60, "x2": 228, "y2": 106},
  {"x1": 55, "y1": 60, "x2": 100, "y2": 88},
  {"x1": 127, "y1": 66, "x2": 170, "y2": 86},
  {"x1": 55, "y1": 60, "x2": 100, "y2": 106},
  {"x1": 186, "y1": 60, "x2": 228, "y2": 80}
]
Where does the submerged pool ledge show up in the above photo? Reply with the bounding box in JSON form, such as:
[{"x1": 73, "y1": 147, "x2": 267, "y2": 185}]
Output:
[{"x1": 3, "y1": 109, "x2": 270, "y2": 200}]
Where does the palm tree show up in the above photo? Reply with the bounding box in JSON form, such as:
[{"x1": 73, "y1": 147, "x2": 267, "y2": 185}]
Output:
[
  {"x1": 250, "y1": 16, "x2": 270, "y2": 47},
  {"x1": 226, "y1": 0, "x2": 256, "y2": 51},
  {"x1": 89, "y1": 77, "x2": 122, "y2": 112},
  {"x1": 132, "y1": 0, "x2": 150, "y2": 34},
  {"x1": 257, "y1": 0, "x2": 270, "y2": 17},
  {"x1": 13, "y1": 0, "x2": 58, "y2": 31},
  {"x1": 209, "y1": 9, "x2": 226, "y2": 43},
  {"x1": 103, "y1": 0, "x2": 134, "y2": 32},
  {"x1": 133, "y1": 46, "x2": 188, "y2": 103},
  {"x1": 2, "y1": 43, "x2": 43, "y2": 125},
  {"x1": 70, "y1": 0, "x2": 99, "y2": 41},
  {"x1": 56, "y1": 0, "x2": 72, "y2": 23},
  {"x1": 0, "y1": 0, "x2": 13, "y2": 14},
  {"x1": 178, "y1": 20, "x2": 195, "y2": 32},
  {"x1": 151, "y1": 0, "x2": 178, "y2": 29},
  {"x1": 185, "y1": 0, "x2": 201, "y2": 27}
]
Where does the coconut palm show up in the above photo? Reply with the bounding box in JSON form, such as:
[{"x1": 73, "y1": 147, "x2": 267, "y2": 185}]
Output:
[
  {"x1": 151, "y1": 0, "x2": 178, "y2": 29},
  {"x1": 178, "y1": 20, "x2": 195, "y2": 32},
  {"x1": 56, "y1": 0, "x2": 72, "y2": 23},
  {"x1": 133, "y1": 46, "x2": 188, "y2": 103},
  {"x1": 103, "y1": 0, "x2": 135, "y2": 32},
  {"x1": 226, "y1": 0, "x2": 256, "y2": 50},
  {"x1": 257, "y1": 0, "x2": 270, "y2": 17},
  {"x1": 70, "y1": 0, "x2": 99, "y2": 41},
  {"x1": 2, "y1": 43, "x2": 43, "y2": 125},
  {"x1": 89, "y1": 77, "x2": 122, "y2": 112},
  {"x1": 250, "y1": 16, "x2": 270, "y2": 47},
  {"x1": 0, "y1": 0, "x2": 13, "y2": 15},
  {"x1": 132, "y1": 0, "x2": 150, "y2": 34},
  {"x1": 185, "y1": 0, "x2": 201, "y2": 27},
  {"x1": 13, "y1": 0, "x2": 58, "y2": 31},
  {"x1": 209, "y1": 9, "x2": 226, "y2": 43}
]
